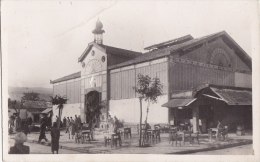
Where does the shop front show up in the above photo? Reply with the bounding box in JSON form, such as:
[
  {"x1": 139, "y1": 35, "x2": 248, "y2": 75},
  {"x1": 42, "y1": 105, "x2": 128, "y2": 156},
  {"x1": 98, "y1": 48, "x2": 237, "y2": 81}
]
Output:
[{"x1": 163, "y1": 84, "x2": 252, "y2": 133}]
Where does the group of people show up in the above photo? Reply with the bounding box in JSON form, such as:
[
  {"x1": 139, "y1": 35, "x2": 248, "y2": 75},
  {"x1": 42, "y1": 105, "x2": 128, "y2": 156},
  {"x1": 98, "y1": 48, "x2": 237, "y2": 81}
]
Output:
[
  {"x1": 63, "y1": 115, "x2": 82, "y2": 140},
  {"x1": 8, "y1": 115, "x2": 34, "y2": 135},
  {"x1": 9, "y1": 114, "x2": 61, "y2": 154}
]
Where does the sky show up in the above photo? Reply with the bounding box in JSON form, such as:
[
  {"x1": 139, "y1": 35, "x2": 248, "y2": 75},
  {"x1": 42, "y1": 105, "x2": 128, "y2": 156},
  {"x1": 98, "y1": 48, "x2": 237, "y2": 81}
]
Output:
[{"x1": 2, "y1": 0, "x2": 259, "y2": 88}]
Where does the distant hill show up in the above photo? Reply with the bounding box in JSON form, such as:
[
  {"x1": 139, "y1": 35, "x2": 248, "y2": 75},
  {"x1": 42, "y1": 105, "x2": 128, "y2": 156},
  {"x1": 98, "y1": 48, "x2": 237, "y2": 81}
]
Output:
[{"x1": 8, "y1": 87, "x2": 52, "y2": 101}]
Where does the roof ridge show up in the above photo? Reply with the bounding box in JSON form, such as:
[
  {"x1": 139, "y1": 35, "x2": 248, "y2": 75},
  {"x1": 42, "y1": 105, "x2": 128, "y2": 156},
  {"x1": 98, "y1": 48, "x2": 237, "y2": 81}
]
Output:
[{"x1": 101, "y1": 44, "x2": 142, "y2": 54}]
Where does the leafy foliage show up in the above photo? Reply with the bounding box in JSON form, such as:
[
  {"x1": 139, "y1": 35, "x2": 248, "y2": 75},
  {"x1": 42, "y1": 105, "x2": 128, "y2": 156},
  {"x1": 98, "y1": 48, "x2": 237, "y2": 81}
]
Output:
[
  {"x1": 50, "y1": 95, "x2": 67, "y2": 128},
  {"x1": 50, "y1": 95, "x2": 68, "y2": 106},
  {"x1": 134, "y1": 73, "x2": 163, "y2": 146},
  {"x1": 134, "y1": 74, "x2": 163, "y2": 103},
  {"x1": 21, "y1": 92, "x2": 40, "y2": 101},
  {"x1": 8, "y1": 98, "x2": 20, "y2": 113}
]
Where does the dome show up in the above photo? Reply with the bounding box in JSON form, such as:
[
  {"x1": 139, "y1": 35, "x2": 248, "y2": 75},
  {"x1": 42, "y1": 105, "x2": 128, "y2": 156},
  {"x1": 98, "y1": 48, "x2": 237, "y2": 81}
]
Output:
[
  {"x1": 92, "y1": 19, "x2": 105, "y2": 34},
  {"x1": 96, "y1": 19, "x2": 103, "y2": 30}
]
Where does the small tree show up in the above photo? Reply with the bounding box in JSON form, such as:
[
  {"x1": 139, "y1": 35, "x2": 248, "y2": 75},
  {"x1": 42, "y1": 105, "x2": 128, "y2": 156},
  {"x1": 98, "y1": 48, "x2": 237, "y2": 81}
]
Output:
[
  {"x1": 134, "y1": 74, "x2": 163, "y2": 146},
  {"x1": 50, "y1": 95, "x2": 67, "y2": 129},
  {"x1": 8, "y1": 98, "x2": 20, "y2": 114},
  {"x1": 22, "y1": 92, "x2": 40, "y2": 101}
]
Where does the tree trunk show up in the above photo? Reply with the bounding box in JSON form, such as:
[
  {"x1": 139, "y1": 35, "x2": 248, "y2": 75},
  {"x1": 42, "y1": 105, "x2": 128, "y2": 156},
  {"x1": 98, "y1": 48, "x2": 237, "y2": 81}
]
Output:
[
  {"x1": 139, "y1": 97, "x2": 143, "y2": 147},
  {"x1": 57, "y1": 105, "x2": 62, "y2": 129},
  {"x1": 145, "y1": 100, "x2": 150, "y2": 123}
]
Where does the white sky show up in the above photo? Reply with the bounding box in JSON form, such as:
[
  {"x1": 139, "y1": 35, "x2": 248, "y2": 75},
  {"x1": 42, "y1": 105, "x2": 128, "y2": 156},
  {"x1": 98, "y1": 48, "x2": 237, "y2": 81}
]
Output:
[{"x1": 2, "y1": 0, "x2": 258, "y2": 88}]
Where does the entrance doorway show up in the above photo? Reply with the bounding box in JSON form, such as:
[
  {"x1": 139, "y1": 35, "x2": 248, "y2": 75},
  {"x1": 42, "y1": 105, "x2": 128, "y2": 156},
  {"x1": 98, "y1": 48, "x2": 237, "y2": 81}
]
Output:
[
  {"x1": 199, "y1": 105, "x2": 214, "y2": 133},
  {"x1": 84, "y1": 91, "x2": 101, "y2": 128}
]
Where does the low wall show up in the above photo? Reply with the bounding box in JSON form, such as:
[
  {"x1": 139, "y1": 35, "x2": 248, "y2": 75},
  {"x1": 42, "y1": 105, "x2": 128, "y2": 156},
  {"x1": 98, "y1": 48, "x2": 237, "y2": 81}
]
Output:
[
  {"x1": 109, "y1": 95, "x2": 168, "y2": 124},
  {"x1": 52, "y1": 103, "x2": 81, "y2": 122}
]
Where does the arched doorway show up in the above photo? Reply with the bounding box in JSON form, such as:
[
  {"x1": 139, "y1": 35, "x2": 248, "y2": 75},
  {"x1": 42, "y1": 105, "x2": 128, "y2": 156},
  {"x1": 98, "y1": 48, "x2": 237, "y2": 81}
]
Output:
[{"x1": 84, "y1": 91, "x2": 101, "y2": 128}]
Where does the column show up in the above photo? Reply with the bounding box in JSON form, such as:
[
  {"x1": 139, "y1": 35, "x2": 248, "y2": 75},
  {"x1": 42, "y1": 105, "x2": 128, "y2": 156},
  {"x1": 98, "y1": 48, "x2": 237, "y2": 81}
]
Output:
[{"x1": 192, "y1": 106, "x2": 199, "y2": 133}]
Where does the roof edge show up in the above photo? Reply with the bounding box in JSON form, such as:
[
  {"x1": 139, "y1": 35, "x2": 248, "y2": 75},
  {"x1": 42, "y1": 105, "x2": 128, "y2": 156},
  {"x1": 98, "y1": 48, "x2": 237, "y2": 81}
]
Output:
[{"x1": 50, "y1": 71, "x2": 81, "y2": 84}]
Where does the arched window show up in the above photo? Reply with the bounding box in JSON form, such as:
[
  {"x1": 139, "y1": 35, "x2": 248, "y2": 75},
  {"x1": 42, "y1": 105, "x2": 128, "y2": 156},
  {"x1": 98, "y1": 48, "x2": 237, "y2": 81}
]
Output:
[{"x1": 209, "y1": 48, "x2": 232, "y2": 68}]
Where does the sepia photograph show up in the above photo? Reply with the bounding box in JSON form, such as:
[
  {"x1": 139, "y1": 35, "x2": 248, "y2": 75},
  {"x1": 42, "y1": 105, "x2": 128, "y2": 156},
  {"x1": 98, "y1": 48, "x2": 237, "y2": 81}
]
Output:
[{"x1": 1, "y1": 0, "x2": 260, "y2": 161}]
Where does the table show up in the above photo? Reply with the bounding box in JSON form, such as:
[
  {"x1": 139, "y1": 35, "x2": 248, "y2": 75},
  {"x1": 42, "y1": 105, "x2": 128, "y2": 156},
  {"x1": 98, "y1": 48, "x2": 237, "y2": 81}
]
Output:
[
  {"x1": 208, "y1": 128, "x2": 219, "y2": 141},
  {"x1": 104, "y1": 132, "x2": 122, "y2": 147},
  {"x1": 169, "y1": 130, "x2": 192, "y2": 146},
  {"x1": 81, "y1": 130, "x2": 92, "y2": 143}
]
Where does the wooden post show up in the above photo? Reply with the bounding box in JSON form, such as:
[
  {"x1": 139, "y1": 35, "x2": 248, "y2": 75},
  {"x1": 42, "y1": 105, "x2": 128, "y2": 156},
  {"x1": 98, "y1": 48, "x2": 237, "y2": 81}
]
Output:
[
  {"x1": 192, "y1": 106, "x2": 199, "y2": 133},
  {"x1": 139, "y1": 97, "x2": 142, "y2": 147}
]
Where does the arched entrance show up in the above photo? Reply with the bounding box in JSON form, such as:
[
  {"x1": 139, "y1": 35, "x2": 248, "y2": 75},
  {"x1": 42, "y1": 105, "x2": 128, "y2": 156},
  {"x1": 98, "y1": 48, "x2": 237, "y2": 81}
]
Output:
[{"x1": 84, "y1": 91, "x2": 101, "y2": 128}]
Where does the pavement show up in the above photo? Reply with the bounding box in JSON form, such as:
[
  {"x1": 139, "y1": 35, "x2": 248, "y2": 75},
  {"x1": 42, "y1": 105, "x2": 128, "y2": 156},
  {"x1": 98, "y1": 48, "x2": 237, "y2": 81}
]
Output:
[
  {"x1": 191, "y1": 144, "x2": 253, "y2": 155},
  {"x1": 8, "y1": 130, "x2": 253, "y2": 154}
]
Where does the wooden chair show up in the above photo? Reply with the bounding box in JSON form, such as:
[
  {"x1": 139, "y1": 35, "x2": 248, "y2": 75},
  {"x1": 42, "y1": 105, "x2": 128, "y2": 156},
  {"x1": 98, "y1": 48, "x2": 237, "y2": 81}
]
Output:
[
  {"x1": 169, "y1": 129, "x2": 182, "y2": 146},
  {"x1": 153, "y1": 124, "x2": 161, "y2": 142},
  {"x1": 124, "y1": 127, "x2": 131, "y2": 139},
  {"x1": 208, "y1": 128, "x2": 216, "y2": 141},
  {"x1": 219, "y1": 126, "x2": 229, "y2": 141},
  {"x1": 190, "y1": 131, "x2": 200, "y2": 145}
]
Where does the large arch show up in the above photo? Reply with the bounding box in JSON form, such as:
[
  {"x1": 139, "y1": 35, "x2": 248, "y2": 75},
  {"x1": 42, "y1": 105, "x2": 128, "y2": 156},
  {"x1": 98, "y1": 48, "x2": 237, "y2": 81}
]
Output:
[{"x1": 84, "y1": 90, "x2": 101, "y2": 127}]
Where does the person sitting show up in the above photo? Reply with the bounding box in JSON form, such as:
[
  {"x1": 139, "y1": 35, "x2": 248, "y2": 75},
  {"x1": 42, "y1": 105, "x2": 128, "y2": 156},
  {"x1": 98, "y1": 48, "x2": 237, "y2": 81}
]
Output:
[{"x1": 9, "y1": 132, "x2": 30, "y2": 154}]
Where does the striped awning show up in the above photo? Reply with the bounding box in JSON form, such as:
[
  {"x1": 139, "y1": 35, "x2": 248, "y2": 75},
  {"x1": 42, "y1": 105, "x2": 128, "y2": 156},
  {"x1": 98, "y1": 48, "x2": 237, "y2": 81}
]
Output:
[
  {"x1": 162, "y1": 98, "x2": 196, "y2": 108},
  {"x1": 41, "y1": 108, "x2": 52, "y2": 114}
]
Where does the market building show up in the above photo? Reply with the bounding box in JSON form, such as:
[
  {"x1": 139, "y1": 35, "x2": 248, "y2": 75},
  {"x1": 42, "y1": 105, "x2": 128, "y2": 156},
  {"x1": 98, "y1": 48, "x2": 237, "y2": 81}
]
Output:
[{"x1": 50, "y1": 20, "x2": 252, "y2": 132}]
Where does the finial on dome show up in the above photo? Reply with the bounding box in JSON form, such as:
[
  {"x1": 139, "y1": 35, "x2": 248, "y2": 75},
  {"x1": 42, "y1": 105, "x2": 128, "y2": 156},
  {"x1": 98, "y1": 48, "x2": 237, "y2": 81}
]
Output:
[
  {"x1": 92, "y1": 19, "x2": 105, "y2": 44},
  {"x1": 92, "y1": 19, "x2": 105, "y2": 34}
]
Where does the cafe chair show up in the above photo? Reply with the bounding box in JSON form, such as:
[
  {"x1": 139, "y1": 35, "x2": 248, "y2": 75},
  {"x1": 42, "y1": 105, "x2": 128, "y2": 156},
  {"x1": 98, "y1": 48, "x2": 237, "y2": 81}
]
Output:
[
  {"x1": 153, "y1": 124, "x2": 161, "y2": 142},
  {"x1": 190, "y1": 131, "x2": 200, "y2": 145},
  {"x1": 124, "y1": 127, "x2": 132, "y2": 139},
  {"x1": 219, "y1": 126, "x2": 229, "y2": 141}
]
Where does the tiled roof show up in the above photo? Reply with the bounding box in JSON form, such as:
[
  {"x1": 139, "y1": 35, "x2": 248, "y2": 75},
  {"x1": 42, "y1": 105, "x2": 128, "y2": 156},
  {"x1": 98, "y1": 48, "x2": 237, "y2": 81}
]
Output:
[
  {"x1": 41, "y1": 108, "x2": 52, "y2": 114},
  {"x1": 144, "y1": 35, "x2": 194, "y2": 50},
  {"x1": 100, "y1": 44, "x2": 142, "y2": 58},
  {"x1": 23, "y1": 100, "x2": 52, "y2": 109},
  {"x1": 50, "y1": 71, "x2": 81, "y2": 84},
  {"x1": 108, "y1": 31, "x2": 252, "y2": 70},
  {"x1": 210, "y1": 87, "x2": 252, "y2": 105},
  {"x1": 78, "y1": 42, "x2": 141, "y2": 62},
  {"x1": 162, "y1": 98, "x2": 196, "y2": 108}
]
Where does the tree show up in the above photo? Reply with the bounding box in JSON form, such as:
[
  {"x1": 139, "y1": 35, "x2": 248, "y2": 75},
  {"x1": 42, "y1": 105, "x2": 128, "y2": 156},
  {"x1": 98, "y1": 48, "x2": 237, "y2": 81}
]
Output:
[
  {"x1": 21, "y1": 92, "x2": 40, "y2": 101},
  {"x1": 50, "y1": 95, "x2": 67, "y2": 129},
  {"x1": 134, "y1": 74, "x2": 163, "y2": 147},
  {"x1": 8, "y1": 98, "x2": 20, "y2": 115}
]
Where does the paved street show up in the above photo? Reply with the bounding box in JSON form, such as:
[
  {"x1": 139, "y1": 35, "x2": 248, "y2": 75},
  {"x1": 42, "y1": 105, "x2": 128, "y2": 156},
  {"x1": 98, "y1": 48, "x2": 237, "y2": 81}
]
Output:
[
  {"x1": 9, "y1": 138, "x2": 80, "y2": 154},
  {"x1": 8, "y1": 130, "x2": 253, "y2": 154},
  {"x1": 191, "y1": 144, "x2": 253, "y2": 155}
]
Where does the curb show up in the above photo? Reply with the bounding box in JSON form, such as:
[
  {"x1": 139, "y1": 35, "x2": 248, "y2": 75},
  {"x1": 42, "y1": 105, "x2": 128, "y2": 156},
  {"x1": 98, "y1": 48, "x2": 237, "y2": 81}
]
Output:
[
  {"x1": 168, "y1": 140, "x2": 252, "y2": 154},
  {"x1": 27, "y1": 139, "x2": 90, "y2": 153},
  {"x1": 26, "y1": 138, "x2": 252, "y2": 154}
]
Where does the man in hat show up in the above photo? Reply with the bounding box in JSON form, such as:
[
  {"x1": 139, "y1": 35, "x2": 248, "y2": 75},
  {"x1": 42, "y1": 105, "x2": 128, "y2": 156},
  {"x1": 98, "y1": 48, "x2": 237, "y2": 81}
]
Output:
[{"x1": 9, "y1": 132, "x2": 30, "y2": 154}]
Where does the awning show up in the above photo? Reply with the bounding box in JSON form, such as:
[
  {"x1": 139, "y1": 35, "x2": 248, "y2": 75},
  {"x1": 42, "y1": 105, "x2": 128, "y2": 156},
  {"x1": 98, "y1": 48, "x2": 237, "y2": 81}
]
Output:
[
  {"x1": 162, "y1": 98, "x2": 196, "y2": 108},
  {"x1": 210, "y1": 87, "x2": 252, "y2": 105},
  {"x1": 41, "y1": 108, "x2": 52, "y2": 114}
]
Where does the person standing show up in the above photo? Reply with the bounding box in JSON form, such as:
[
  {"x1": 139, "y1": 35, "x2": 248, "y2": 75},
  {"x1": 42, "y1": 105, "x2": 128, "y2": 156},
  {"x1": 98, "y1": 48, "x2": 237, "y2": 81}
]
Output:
[
  {"x1": 27, "y1": 117, "x2": 33, "y2": 134},
  {"x1": 66, "y1": 117, "x2": 70, "y2": 134},
  {"x1": 9, "y1": 132, "x2": 30, "y2": 154},
  {"x1": 63, "y1": 117, "x2": 67, "y2": 128},
  {"x1": 38, "y1": 116, "x2": 48, "y2": 143},
  {"x1": 77, "y1": 115, "x2": 82, "y2": 133},
  {"x1": 14, "y1": 115, "x2": 21, "y2": 132},
  {"x1": 69, "y1": 117, "x2": 75, "y2": 139},
  {"x1": 50, "y1": 122, "x2": 60, "y2": 154},
  {"x1": 74, "y1": 115, "x2": 78, "y2": 130}
]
